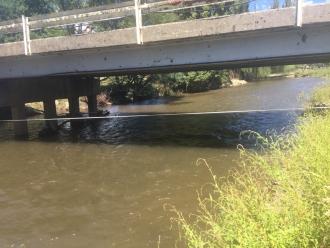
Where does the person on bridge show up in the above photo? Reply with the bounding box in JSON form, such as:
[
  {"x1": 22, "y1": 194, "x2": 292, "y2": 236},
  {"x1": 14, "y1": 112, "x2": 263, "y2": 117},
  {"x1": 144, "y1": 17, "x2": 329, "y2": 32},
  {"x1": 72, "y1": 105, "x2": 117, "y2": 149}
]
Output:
[
  {"x1": 74, "y1": 22, "x2": 95, "y2": 35},
  {"x1": 167, "y1": 0, "x2": 184, "y2": 5}
]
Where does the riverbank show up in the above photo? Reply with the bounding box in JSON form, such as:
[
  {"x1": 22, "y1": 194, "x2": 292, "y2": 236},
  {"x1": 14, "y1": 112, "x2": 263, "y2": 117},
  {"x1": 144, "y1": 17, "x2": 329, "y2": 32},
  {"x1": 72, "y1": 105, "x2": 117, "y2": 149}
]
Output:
[
  {"x1": 294, "y1": 66, "x2": 330, "y2": 79},
  {"x1": 172, "y1": 85, "x2": 330, "y2": 247}
]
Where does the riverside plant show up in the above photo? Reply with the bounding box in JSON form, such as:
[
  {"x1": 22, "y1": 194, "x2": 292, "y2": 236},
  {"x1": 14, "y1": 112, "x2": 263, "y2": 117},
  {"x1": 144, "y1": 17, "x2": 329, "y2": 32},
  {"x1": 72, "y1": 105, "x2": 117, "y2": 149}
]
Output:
[
  {"x1": 171, "y1": 112, "x2": 330, "y2": 247},
  {"x1": 308, "y1": 84, "x2": 330, "y2": 107}
]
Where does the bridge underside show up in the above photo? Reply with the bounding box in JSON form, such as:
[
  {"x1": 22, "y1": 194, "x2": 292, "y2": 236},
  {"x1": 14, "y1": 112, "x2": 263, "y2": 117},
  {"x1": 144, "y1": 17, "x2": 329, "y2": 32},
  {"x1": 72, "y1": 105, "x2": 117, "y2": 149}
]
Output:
[{"x1": 1, "y1": 24, "x2": 330, "y2": 79}]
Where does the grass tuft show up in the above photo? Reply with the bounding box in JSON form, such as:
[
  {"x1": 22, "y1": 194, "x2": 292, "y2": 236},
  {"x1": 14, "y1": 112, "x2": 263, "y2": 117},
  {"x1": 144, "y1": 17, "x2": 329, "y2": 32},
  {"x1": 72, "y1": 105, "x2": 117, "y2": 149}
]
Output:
[{"x1": 308, "y1": 84, "x2": 330, "y2": 107}]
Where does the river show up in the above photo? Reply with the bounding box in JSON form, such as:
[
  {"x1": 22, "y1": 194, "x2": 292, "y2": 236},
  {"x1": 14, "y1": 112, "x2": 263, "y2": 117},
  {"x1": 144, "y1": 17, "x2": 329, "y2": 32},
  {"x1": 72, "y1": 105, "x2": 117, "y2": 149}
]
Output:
[{"x1": 0, "y1": 77, "x2": 325, "y2": 247}]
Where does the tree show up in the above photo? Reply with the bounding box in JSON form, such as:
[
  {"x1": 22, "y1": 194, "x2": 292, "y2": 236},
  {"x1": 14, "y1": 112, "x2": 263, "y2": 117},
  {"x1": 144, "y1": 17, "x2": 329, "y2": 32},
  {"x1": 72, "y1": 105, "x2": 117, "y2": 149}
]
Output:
[
  {"x1": 272, "y1": 0, "x2": 280, "y2": 9},
  {"x1": 0, "y1": 0, "x2": 26, "y2": 21},
  {"x1": 283, "y1": 0, "x2": 293, "y2": 7}
]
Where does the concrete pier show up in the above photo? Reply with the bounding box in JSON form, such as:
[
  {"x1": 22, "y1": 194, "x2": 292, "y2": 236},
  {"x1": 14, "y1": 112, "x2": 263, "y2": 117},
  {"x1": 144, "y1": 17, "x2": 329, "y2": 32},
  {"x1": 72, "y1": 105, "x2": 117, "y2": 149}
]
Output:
[
  {"x1": 68, "y1": 96, "x2": 80, "y2": 129},
  {"x1": 43, "y1": 99, "x2": 58, "y2": 131},
  {"x1": 68, "y1": 96, "x2": 80, "y2": 117},
  {"x1": 11, "y1": 103, "x2": 28, "y2": 138},
  {"x1": 87, "y1": 95, "x2": 97, "y2": 116}
]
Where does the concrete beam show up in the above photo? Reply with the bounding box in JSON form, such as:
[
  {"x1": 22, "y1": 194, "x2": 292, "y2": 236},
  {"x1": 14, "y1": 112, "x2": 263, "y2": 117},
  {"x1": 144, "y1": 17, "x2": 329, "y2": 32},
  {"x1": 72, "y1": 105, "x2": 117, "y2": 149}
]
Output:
[
  {"x1": 142, "y1": 7, "x2": 296, "y2": 43},
  {"x1": 0, "y1": 77, "x2": 99, "y2": 107},
  {"x1": 0, "y1": 4, "x2": 330, "y2": 78},
  {"x1": 31, "y1": 28, "x2": 136, "y2": 54},
  {"x1": 1, "y1": 24, "x2": 330, "y2": 79},
  {"x1": 303, "y1": 3, "x2": 330, "y2": 26},
  {"x1": 0, "y1": 42, "x2": 25, "y2": 57}
]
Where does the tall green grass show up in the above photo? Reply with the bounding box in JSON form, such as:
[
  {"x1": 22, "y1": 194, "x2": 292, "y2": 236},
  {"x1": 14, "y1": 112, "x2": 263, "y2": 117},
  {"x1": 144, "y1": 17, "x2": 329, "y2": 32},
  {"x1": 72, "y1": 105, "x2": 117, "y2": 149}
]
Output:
[
  {"x1": 172, "y1": 107, "x2": 330, "y2": 247},
  {"x1": 308, "y1": 84, "x2": 330, "y2": 107}
]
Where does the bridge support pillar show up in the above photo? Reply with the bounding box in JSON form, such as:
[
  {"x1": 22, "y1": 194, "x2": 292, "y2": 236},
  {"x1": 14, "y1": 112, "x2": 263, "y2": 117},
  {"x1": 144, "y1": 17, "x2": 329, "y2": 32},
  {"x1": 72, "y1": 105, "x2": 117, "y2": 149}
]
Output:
[
  {"x1": 43, "y1": 99, "x2": 58, "y2": 131},
  {"x1": 68, "y1": 96, "x2": 80, "y2": 117},
  {"x1": 11, "y1": 103, "x2": 28, "y2": 138},
  {"x1": 87, "y1": 95, "x2": 97, "y2": 116},
  {"x1": 68, "y1": 96, "x2": 80, "y2": 128}
]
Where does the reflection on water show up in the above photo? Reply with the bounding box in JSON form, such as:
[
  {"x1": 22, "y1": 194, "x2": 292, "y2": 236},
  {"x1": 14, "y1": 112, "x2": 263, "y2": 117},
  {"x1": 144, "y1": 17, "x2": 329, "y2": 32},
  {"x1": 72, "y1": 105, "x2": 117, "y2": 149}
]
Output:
[
  {"x1": 0, "y1": 77, "x2": 325, "y2": 247},
  {"x1": 62, "y1": 111, "x2": 299, "y2": 148}
]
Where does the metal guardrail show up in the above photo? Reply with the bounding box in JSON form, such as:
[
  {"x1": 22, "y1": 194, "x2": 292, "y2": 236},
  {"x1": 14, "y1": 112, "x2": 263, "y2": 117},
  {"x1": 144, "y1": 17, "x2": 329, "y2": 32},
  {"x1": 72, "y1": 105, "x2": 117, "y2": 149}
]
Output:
[{"x1": 0, "y1": 0, "x2": 304, "y2": 56}]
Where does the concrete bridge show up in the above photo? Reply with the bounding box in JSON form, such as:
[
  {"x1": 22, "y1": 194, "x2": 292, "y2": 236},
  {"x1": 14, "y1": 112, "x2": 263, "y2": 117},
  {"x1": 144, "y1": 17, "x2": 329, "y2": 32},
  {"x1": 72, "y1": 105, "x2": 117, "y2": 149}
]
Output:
[{"x1": 0, "y1": 0, "x2": 330, "y2": 137}]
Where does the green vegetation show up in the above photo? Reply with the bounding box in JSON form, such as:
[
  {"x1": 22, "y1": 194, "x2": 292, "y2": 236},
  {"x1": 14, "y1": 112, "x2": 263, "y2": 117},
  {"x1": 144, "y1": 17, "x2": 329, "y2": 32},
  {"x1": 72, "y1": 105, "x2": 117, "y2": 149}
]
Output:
[
  {"x1": 171, "y1": 86, "x2": 330, "y2": 247},
  {"x1": 240, "y1": 67, "x2": 272, "y2": 80},
  {"x1": 294, "y1": 65, "x2": 330, "y2": 79},
  {"x1": 100, "y1": 66, "x2": 300, "y2": 104},
  {"x1": 0, "y1": 0, "x2": 116, "y2": 21},
  {"x1": 100, "y1": 71, "x2": 232, "y2": 104},
  {"x1": 305, "y1": 81, "x2": 330, "y2": 108}
]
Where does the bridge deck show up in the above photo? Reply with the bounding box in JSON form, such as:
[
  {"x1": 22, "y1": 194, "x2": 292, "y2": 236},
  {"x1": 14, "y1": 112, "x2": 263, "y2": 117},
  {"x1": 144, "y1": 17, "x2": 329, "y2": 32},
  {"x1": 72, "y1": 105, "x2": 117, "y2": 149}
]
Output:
[
  {"x1": 1, "y1": 4, "x2": 329, "y2": 58},
  {"x1": 0, "y1": 4, "x2": 330, "y2": 78}
]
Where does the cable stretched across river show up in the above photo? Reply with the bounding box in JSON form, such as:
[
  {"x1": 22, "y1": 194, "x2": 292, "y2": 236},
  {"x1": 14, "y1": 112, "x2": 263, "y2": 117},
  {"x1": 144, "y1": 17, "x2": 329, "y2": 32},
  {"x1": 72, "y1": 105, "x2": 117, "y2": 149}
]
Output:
[{"x1": 0, "y1": 106, "x2": 329, "y2": 123}]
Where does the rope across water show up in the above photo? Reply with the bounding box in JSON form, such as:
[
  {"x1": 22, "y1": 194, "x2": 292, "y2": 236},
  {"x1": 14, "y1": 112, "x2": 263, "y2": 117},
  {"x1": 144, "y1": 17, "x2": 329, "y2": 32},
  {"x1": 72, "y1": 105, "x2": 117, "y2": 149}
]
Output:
[{"x1": 0, "y1": 106, "x2": 329, "y2": 122}]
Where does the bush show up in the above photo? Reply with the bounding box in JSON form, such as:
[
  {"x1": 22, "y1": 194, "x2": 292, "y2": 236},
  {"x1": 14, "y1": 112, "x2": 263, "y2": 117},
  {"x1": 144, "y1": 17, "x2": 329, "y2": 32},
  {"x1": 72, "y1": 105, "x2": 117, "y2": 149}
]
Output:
[{"x1": 240, "y1": 67, "x2": 272, "y2": 81}]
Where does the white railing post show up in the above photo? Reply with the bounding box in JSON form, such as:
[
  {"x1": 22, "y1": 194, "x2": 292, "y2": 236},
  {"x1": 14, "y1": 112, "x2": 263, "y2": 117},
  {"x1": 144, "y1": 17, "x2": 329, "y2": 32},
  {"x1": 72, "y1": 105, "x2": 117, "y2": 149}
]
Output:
[
  {"x1": 25, "y1": 17, "x2": 32, "y2": 55},
  {"x1": 22, "y1": 15, "x2": 28, "y2": 55},
  {"x1": 295, "y1": 0, "x2": 303, "y2": 27},
  {"x1": 134, "y1": 0, "x2": 143, "y2": 44},
  {"x1": 22, "y1": 15, "x2": 31, "y2": 55}
]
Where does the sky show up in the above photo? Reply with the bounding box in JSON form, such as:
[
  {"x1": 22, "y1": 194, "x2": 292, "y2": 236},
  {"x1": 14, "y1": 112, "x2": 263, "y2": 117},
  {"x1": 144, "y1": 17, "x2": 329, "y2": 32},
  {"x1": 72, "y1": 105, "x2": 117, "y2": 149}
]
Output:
[{"x1": 249, "y1": 0, "x2": 328, "y2": 11}]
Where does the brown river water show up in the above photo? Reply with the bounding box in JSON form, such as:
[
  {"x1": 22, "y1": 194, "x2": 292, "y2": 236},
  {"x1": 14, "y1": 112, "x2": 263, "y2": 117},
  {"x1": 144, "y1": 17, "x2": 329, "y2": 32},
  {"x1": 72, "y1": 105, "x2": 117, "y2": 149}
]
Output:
[{"x1": 0, "y1": 77, "x2": 325, "y2": 247}]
